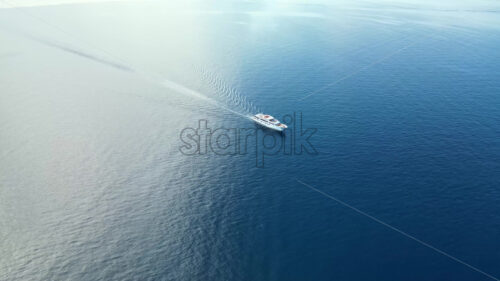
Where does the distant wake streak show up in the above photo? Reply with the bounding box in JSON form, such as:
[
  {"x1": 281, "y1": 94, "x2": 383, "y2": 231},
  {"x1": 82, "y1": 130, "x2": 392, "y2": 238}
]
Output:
[
  {"x1": 29, "y1": 36, "x2": 134, "y2": 72},
  {"x1": 299, "y1": 40, "x2": 418, "y2": 101},
  {"x1": 296, "y1": 179, "x2": 500, "y2": 281}
]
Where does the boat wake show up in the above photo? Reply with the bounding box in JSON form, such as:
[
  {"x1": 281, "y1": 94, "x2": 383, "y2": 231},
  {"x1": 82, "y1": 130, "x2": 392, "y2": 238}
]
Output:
[
  {"x1": 156, "y1": 78, "x2": 250, "y2": 119},
  {"x1": 22, "y1": 33, "x2": 251, "y2": 119},
  {"x1": 5, "y1": 5, "x2": 254, "y2": 121},
  {"x1": 195, "y1": 65, "x2": 261, "y2": 115}
]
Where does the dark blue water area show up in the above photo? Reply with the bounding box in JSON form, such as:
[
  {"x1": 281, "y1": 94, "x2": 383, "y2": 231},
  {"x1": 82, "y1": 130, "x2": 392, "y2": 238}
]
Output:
[{"x1": 194, "y1": 16, "x2": 500, "y2": 281}]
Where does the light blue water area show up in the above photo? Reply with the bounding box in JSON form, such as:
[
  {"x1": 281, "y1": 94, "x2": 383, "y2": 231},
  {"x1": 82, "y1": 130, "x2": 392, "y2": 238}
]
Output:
[{"x1": 1, "y1": 1, "x2": 500, "y2": 280}]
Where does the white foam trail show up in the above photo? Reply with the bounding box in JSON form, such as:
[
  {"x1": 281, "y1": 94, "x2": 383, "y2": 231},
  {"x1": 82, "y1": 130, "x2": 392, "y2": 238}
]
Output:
[
  {"x1": 156, "y1": 77, "x2": 251, "y2": 119},
  {"x1": 193, "y1": 65, "x2": 260, "y2": 114}
]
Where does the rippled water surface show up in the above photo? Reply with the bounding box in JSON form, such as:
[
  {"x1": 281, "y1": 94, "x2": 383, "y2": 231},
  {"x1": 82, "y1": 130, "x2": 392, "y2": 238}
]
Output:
[{"x1": 1, "y1": 1, "x2": 500, "y2": 280}]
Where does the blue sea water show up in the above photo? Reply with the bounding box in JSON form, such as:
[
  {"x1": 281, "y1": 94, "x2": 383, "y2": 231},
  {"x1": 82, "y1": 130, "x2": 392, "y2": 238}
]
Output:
[{"x1": 1, "y1": 1, "x2": 500, "y2": 280}]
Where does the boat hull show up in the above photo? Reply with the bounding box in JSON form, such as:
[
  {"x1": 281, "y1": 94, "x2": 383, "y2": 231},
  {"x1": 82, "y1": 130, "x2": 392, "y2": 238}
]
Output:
[{"x1": 251, "y1": 116, "x2": 285, "y2": 132}]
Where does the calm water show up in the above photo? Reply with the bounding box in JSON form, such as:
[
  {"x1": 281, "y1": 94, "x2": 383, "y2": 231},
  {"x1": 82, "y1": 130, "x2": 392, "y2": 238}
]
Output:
[{"x1": 1, "y1": 1, "x2": 500, "y2": 280}]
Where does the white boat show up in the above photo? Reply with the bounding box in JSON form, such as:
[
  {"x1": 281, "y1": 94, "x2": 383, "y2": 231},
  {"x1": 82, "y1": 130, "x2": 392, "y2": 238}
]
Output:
[{"x1": 251, "y1": 113, "x2": 288, "y2": 132}]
